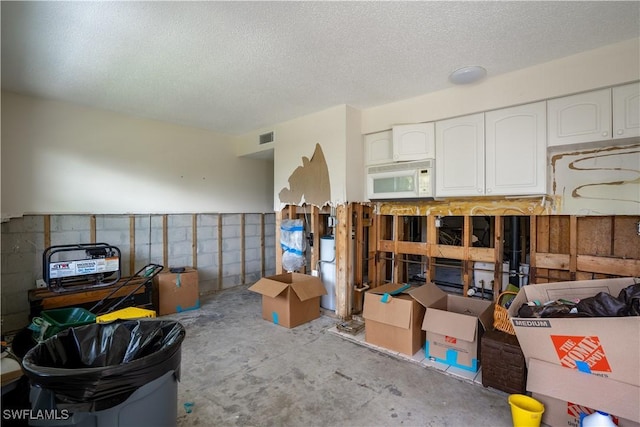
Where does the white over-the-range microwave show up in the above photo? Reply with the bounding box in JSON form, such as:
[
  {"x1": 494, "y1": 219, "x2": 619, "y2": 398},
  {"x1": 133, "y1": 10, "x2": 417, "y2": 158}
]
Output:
[{"x1": 367, "y1": 159, "x2": 435, "y2": 200}]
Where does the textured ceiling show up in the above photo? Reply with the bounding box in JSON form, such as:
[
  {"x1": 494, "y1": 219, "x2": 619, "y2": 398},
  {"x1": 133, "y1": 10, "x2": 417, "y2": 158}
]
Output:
[{"x1": 2, "y1": 1, "x2": 639, "y2": 136}]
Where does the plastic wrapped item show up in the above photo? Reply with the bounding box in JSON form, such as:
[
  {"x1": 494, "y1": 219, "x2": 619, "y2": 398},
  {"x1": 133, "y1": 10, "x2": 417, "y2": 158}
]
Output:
[
  {"x1": 22, "y1": 319, "x2": 185, "y2": 412},
  {"x1": 280, "y1": 219, "x2": 305, "y2": 272}
]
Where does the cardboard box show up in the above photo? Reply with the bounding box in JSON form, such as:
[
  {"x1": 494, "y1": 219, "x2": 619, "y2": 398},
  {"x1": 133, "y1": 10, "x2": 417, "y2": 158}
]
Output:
[
  {"x1": 153, "y1": 268, "x2": 200, "y2": 315},
  {"x1": 507, "y1": 277, "x2": 640, "y2": 386},
  {"x1": 248, "y1": 272, "x2": 327, "y2": 328},
  {"x1": 362, "y1": 283, "x2": 442, "y2": 356},
  {"x1": 528, "y1": 358, "x2": 640, "y2": 426},
  {"x1": 422, "y1": 282, "x2": 494, "y2": 372}
]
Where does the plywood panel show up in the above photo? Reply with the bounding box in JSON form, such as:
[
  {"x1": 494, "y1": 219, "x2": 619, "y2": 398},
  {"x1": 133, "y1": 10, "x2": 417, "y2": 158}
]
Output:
[
  {"x1": 613, "y1": 216, "x2": 640, "y2": 259},
  {"x1": 577, "y1": 216, "x2": 613, "y2": 256}
]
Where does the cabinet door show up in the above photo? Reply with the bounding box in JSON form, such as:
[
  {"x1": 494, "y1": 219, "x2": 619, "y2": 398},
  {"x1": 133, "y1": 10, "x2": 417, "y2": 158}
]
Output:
[
  {"x1": 435, "y1": 113, "x2": 485, "y2": 197},
  {"x1": 613, "y1": 82, "x2": 640, "y2": 139},
  {"x1": 486, "y1": 102, "x2": 547, "y2": 196},
  {"x1": 547, "y1": 88, "x2": 612, "y2": 147},
  {"x1": 364, "y1": 130, "x2": 393, "y2": 165},
  {"x1": 392, "y1": 123, "x2": 435, "y2": 161}
]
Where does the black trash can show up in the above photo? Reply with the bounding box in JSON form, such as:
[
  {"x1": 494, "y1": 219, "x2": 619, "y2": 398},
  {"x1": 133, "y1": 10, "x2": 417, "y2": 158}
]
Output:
[{"x1": 21, "y1": 320, "x2": 185, "y2": 427}]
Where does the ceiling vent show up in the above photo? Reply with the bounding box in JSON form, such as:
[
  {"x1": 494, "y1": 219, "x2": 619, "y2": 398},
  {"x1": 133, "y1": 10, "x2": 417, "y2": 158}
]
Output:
[{"x1": 259, "y1": 132, "x2": 274, "y2": 145}]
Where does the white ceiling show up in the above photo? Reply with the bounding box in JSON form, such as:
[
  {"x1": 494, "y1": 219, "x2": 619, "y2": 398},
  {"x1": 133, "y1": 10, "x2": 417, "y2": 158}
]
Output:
[{"x1": 2, "y1": 1, "x2": 639, "y2": 136}]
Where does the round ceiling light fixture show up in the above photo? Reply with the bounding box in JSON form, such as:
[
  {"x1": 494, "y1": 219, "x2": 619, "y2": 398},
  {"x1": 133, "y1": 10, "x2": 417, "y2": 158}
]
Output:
[{"x1": 449, "y1": 65, "x2": 487, "y2": 85}]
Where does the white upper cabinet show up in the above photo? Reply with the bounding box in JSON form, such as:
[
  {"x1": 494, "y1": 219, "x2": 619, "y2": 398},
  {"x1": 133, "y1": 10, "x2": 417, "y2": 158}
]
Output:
[
  {"x1": 364, "y1": 130, "x2": 393, "y2": 166},
  {"x1": 435, "y1": 113, "x2": 485, "y2": 197},
  {"x1": 547, "y1": 88, "x2": 612, "y2": 147},
  {"x1": 613, "y1": 82, "x2": 640, "y2": 139},
  {"x1": 392, "y1": 123, "x2": 435, "y2": 161},
  {"x1": 485, "y1": 101, "x2": 547, "y2": 196}
]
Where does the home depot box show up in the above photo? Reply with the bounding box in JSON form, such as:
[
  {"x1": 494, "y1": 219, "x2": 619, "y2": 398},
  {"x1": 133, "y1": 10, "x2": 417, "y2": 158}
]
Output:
[
  {"x1": 528, "y1": 358, "x2": 640, "y2": 426},
  {"x1": 362, "y1": 283, "x2": 443, "y2": 356},
  {"x1": 422, "y1": 282, "x2": 494, "y2": 372},
  {"x1": 507, "y1": 277, "x2": 640, "y2": 386},
  {"x1": 248, "y1": 272, "x2": 327, "y2": 328},
  {"x1": 153, "y1": 268, "x2": 200, "y2": 315}
]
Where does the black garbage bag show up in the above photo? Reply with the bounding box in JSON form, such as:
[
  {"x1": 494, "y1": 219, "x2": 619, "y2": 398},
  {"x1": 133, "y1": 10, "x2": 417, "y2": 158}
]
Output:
[
  {"x1": 617, "y1": 283, "x2": 640, "y2": 316},
  {"x1": 22, "y1": 319, "x2": 185, "y2": 411},
  {"x1": 576, "y1": 291, "x2": 628, "y2": 317}
]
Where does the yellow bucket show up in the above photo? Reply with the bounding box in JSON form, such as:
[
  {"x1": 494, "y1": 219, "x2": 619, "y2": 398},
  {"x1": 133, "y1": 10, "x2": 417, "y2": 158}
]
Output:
[{"x1": 508, "y1": 394, "x2": 544, "y2": 427}]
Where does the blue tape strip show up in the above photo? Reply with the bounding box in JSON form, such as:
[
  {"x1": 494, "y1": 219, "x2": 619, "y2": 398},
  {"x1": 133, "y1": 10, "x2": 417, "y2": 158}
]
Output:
[
  {"x1": 272, "y1": 312, "x2": 279, "y2": 324},
  {"x1": 380, "y1": 293, "x2": 391, "y2": 303},
  {"x1": 281, "y1": 225, "x2": 304, "y2": 231},
  {"x1": 424, "y1": 342, "x2": 477, "y2": 372},
  {"x1": 176, "y1": 273, "x2": 181, "y2": 288},
  {"x1": 389, "y1": 283, "x2": 411, "y2": 295},
  {"x1": 176, "y1": 300, "x2": 200, "y2": 313},
  {"x1": 575, "y1": 360, "x2": 592, "y2": 373}
]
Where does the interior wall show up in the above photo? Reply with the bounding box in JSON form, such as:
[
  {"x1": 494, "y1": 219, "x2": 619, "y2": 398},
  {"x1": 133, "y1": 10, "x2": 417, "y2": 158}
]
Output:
[
  {"x1": 272, "y1": 104, "x2": 353, "y2": 209},
  {"x1": 361, "y1": 38, "x2": 640, "y2": 134},
  {"x1": 1, "y1": 91, "x2": 274, "y2": 219}
]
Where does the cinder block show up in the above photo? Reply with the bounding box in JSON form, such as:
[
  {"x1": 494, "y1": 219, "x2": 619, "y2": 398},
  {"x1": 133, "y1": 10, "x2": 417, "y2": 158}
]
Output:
[
  {"x1": 96, "y1": 230, "x2": 128, "y2": 246},
  {"x1": 169, "y1": 241, "x2": 193, "y2": 257},
  {"x1": 224, "y1": 261, "x2": 242, "y2": 276},
  {"x1": 245, "y1": 214, "x2": 261, "y2": 225},
  {"x1": 198, "y1": 278, "x2": 216, "y2": 295},
  {"x1": 221, "y1": 275, "x2": 241, "y2": 289},
  {"x1": 1, "y1": 252, "x2": 36, "y2": 274},
  {"x1": 197, "y1": 226, "x2": 215, "y2": 240},
  {"x1": 221, "y1": 225, "x2": 240, "y2": 239},
  {"x1": 169, "y1": 214, "x2": 193, "y2": 228},
  {"x1": 244, "y1": 236, "x2": 261, "y2": 250},
  {"x1": 245, "y1": 259, "x2": 262, "y2": 273},
  {"x1": 244, "y1": 224, "x2": 259, "y2": 237},
  {"x1": 51, "y1": 215, "x2": 90, "y2": 232},
  {"x1": 222, "y1": 214, "x2": 242, "y2": 226},
  {"x1": 222, "y1": 237, "x2": 241, "y2": 252},
  {"x1": 167, "y1": 255, "x2": 191, "y2": 269},
  {"x1": 167, "y1": 227, "x2": 189, "y2": 242},
  {"x1": 197, "y1": 239, "x2": 217, "y2": 254},
  {"x1": 50, "y1": 231, "x2": 90, "y2": 246},
  {"x1": 244, "y1": 248, "x2": 259, "y2": 263},
  {"x1": 197, "y1": 214, "x2": 218, "y2": 227},
  {"x1": 197, "y1": 253, "x2": 217, "y2": 269},
  {"x1": 98, "y1": 215, "x2": 130, "y2": 230}
]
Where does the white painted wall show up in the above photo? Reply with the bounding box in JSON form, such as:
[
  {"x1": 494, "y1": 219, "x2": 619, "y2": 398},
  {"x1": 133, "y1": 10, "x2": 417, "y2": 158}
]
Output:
[
  {"x1": 362, "y1": 38, "x2": 640, "y2": 134},
  {"x1": 272, "y1": 105, "x2": 352, "y2": 210},
  {"x1": 1, "y1": 92, "x2": 274, "y2": 218}
]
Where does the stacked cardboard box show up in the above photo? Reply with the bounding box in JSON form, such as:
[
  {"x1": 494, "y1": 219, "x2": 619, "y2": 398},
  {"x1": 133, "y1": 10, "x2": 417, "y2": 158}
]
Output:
[
  {"x1": 508, "y1": 277, "x2": 640, "y2": 426},
  {"x1": 153, "y1": 268, "x2": 200, "y2": 315}
]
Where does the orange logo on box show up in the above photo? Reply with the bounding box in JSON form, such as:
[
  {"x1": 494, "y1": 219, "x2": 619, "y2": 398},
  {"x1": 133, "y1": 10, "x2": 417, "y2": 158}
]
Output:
[
  {"x1": 567, "y1": 402, "x2": 619, "y2": 425},
  {"x1": 445, "y1": 336, "x2": 457, "y2": 344},
  {"x1": 551, "y1": 335, "x2": 611, "y2": 372}
]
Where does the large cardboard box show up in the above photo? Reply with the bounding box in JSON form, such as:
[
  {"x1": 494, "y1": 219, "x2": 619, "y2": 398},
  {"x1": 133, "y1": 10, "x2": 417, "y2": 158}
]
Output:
[
  {"x1": 248, "y1": 272, "x2": 327, "y2": 328},
  {"x1": 507, "y1": 277, "x2": 640, "y2": 386},
  {"x1": 153, "y1": 268, "x2": 200, "y2": 315},
  {"x1": 528, "y1": 358, "x2": 640, "y2": 426},
  {"x1": 422, "y1": 282, "x2": 494, "y2": 372},
  {"x1": 362, "y1": 283, "x2": 443, "y2": 356}
]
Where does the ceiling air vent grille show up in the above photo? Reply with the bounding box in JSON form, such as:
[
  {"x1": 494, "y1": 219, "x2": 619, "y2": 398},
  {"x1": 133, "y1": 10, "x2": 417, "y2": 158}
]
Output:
[{"x1": 259, "y1": 132, "x2": 274, "y2": 145}]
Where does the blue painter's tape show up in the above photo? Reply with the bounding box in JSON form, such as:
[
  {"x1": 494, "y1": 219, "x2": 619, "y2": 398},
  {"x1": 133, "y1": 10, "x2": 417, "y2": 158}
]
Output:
[
  {"x1": 281, "y1": 224, "x2": 304, "y2": 232},
  {"x1": 176, "y1": 273, "x2": 182, "y2": 288},
  {"x1": 575, "y1": 360, "x2": 592, "y2": 373},
  {"x1": 272, "y1": 311, "x2": 279, "y2": 324},
  {"x1": 424, "y1": 341, "x2": 478, "y2": 372},
  {"x1": 381, "y1": 293, "x2": 391, "y2": 303},
  {"x1": 176, "y1": 299, "x2": 200, "y2": 313},
  {"x1": 389, "y1": 284, "x2": 411, "y2": 295}
]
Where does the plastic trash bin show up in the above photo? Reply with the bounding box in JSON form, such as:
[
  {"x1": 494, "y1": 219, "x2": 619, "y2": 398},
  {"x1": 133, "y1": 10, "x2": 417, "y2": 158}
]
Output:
[{"x1": 22, "y1": 319, "x2": 185, "y2": 427}]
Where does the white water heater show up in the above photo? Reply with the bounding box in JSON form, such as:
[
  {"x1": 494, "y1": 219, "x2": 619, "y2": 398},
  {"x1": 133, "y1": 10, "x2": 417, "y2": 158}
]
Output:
[{"x1": 320, "y1": 236, "x2": 336, "y2": 310}]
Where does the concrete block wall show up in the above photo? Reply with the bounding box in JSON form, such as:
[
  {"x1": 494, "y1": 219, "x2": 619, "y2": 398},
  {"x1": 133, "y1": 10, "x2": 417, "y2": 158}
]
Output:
[{"x1": 1, "y1": 212, "x2": 276, "y2": 332}]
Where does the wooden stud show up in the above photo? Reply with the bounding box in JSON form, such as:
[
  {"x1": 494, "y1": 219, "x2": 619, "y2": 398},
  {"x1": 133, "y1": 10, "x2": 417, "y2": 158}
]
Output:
[
  {"x1": 162, "y1": 215, "x2": 168, "y2": 269},
  {"x1": 426, "y1": 215, "x2": 437, "y2": 284},
  {"x1": 90, "y1": 215, "x2": 96, "y2": 244},
  {"x1": 275, "y1": 210, "x2": 283, "y2": 274},
  {"x1": 192, "y1": 214, "x2": 198, "y2": 269},
  {"x1": 368, "y1": 210, "x2": 379, "y2": 287},
  {"x1": 240, "y1": 213, "x2": 246, "y2": 284},
  {"x1": 536, "y1": 216, "x2": 550, "y2": 283},
  {"x1": 129, "y1": 216, "x2": 136, "y2": 275},
  {"x1": 260, "y1": 213, "x2": 265, "y2": 277},
  {"x1": 493, "y1": 215, "x2": 503, "y2": 299},
  {"x1": 310, "y1": 206, "x2": 320, "y2": 273},
  {"x1": 335, "y1": 204, "x2": 350, "y2": 320},
  {"x1": 44, "y1": 215, "x2": 51, "y2": 250},
  {"x1": 218, "y1": 214, "x2": 223, "y2": 290},
  {"x1": 353, "y1": 204, "x2": 365, "y2": 314},
  {"x1": 462, "y1": 215, "x2": 472, "y2": 297},
  {"x1": 569, "y1": 215, "x2": 578, "y2": 280},
  {"x1": 529, "y1": 215, "x2": 537, "y2": 285}
]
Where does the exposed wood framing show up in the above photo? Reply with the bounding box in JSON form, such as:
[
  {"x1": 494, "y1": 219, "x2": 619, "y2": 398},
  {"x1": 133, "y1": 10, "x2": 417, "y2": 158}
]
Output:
[
  {"x1": 335, "y1": 204, "x2": 351, "y2": 319},
  {"x1": 44, "y1": 215, "x2": 51, "y2": 250},
  {"x1": 310, "y1": 206, "x2": 320, "y2": 274},
  {"x1": 162, "y1": 214, "x2": 168, "y2": 269},
  {"x1": 260, "y1": 213, "x2": 265, "y2": 277},
  {"x1": 90, "y1": 215, "x2": 96, "y2": 243},
  {"x1": 129, "y1": 216, "x2": 135, "y2": 274},
  {"x1": 217, "y1": 214, "x2": 223, "y2": 290},
  {"x1": 192, "y1": 214, "x2": 198, "y2": 269},
  {"x1": 241, "y1": 213, "x2": 246, "y2": 284},
  {"x1": 275, "y1": 210, "x2": 283, "y2": 274}
]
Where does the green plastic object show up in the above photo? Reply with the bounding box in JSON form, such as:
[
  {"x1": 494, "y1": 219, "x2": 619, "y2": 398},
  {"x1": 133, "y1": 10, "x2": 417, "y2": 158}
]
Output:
[{"x1": 40, "y1": 307, "x2": 96, "y2": 339}]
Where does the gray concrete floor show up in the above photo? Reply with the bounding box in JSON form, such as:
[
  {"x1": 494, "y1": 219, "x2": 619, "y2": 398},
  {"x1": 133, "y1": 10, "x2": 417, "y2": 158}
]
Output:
[{"x1": 166, "y1": 285, "x2": 514, "y2": 427}]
